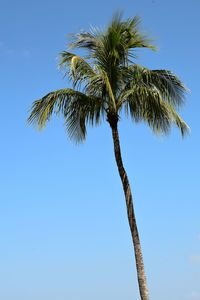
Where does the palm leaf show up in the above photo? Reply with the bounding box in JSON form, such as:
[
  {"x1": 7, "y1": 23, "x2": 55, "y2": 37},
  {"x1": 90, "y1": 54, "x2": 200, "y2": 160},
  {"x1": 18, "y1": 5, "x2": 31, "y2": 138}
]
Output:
[
  {"x1": 131, "y1": 66, "x2": 188, "y2": 108},
  {"x1": 27, "y1": 89, "x2": 105, "y2": 142},
  {"x1": 123, "y1": 85, "x2": 189, "y2": 136},
  {"x1": 58, "y1": 51, "x2": 96, "y2": 88},
  {"x1": 118, "y1": 64, "x2": 188, "y2": 108}
]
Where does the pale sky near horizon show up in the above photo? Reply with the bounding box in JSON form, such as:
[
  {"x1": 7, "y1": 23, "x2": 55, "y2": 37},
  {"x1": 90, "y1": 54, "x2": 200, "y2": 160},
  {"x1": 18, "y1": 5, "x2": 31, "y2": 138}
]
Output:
[{"x1": 0, "y1": 0, "x2": 200, "y2": 299}]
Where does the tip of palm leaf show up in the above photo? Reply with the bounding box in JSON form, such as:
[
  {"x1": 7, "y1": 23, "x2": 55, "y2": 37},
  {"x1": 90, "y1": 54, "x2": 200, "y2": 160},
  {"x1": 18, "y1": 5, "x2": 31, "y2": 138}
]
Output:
[
  {"x1": 179, "y1": 121, "x2": 190, "y2": 138},
  {"x1": 152, "y1": 45, "x2": 159, "y2": 52}
]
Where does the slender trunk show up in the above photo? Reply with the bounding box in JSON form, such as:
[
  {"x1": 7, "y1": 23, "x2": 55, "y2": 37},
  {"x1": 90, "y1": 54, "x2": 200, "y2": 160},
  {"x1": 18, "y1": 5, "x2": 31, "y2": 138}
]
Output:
[{"x1": 108, "y1": 119, "x2": 149, "y2": 300}]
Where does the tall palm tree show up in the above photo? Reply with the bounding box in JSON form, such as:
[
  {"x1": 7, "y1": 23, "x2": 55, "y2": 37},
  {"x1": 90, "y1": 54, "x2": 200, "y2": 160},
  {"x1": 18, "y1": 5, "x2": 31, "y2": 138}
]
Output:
[{"x1": 27, "y1": 13, "x2": 189, "y2": 300}]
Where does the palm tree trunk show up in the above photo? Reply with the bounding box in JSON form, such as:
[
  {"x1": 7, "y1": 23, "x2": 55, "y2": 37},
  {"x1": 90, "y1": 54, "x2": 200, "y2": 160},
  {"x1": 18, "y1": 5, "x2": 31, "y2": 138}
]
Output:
[{"x1": 109, "y1": 120, "x2": 149, "y2": 300}]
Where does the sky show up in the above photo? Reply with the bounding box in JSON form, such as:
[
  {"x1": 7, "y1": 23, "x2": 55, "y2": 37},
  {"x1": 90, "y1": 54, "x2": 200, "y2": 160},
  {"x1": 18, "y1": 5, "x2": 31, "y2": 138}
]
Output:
[{"x1": 0, "y1": 0, "x2": 200, "y2": 299}]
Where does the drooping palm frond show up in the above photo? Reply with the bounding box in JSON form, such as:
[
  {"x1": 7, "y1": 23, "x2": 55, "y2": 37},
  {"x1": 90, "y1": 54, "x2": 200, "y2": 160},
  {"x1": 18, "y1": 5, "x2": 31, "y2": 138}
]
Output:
[
  {"x1": 127, "y1": 65, "x2": 188, "y2": 108},
  {"x1": 140, "y1": 91, "x2": 189, "y2": 137},
  {"x1": 147, "y1": 69, "x2": 188, "y2": 108},
  {"x1": 115, "y1": 64, "x2": 189, "y2": 136},
  {"x1": 160, "y1": 101, "x2": 190, "y2": 137},
  {"x1": 121, "y1": 84, "x2": 189, "y2": 137},
  {"x1": 27, "y1": 89, "x2": 105, "y2": 142},
  {"x1": 119, "y1": 65, "x2": 187, "y2": 105}
]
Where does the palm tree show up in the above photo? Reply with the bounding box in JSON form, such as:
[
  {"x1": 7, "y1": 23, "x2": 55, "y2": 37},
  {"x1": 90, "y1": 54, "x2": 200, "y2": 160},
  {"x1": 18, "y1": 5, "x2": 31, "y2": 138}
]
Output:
[{"x1": 27, "y1": 13, "x2": 189, "y2": 300}]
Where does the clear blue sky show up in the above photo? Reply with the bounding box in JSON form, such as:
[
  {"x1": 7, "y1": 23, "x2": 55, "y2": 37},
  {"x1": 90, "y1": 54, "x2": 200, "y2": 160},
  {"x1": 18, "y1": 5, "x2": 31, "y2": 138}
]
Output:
[{"x1": 0, "y1": 0, "x2": 200, "y2": 299}]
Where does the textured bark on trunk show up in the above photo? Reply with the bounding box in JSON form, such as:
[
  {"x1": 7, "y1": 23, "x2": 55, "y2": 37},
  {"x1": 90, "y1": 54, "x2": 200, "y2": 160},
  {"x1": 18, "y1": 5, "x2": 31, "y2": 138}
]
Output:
[{"x1": 108, "y1": 119, "x2": 149, "y2": 300}]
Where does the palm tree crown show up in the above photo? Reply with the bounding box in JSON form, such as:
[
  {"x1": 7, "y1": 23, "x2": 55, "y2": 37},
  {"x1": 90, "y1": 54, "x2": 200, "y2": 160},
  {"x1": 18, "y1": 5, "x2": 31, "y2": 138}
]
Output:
[{"x1": 27, "y1": 13, "x2": 189, "y2": 140}]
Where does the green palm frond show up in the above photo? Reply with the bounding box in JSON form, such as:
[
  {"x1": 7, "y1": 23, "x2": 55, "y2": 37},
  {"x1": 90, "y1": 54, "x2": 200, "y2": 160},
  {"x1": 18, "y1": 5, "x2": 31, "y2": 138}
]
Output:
[
  {"x1": 121, "y1": 15, "x2": 157, "y2": 52},
  {"x1": 129, "y1": 66, "x2": 188, "y2": 108},
  {"x1": 68, "y1": 29, "x2": 102, "y2": 52},
  {"x1": 149, "y1": 69, "x2": 188, "y2": 108},
  {"x1": 117, "y1": 65, "x2": 189, "y2": 135},
  {"x1": 58, "y1": 51, "x2": 96, "y2": 88},
  {"x1": 27, "y1": 89, "x2": 105, "y2": 142},
  {"x1": 123, "y1": 85, "x2": 190, "y2": 137},
  {"x1": 161, "y1": 102, "x2": 190, "y2": 137},
  {"x1": 107, "y1": 13, "x2": 157, "y2": 58}
]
